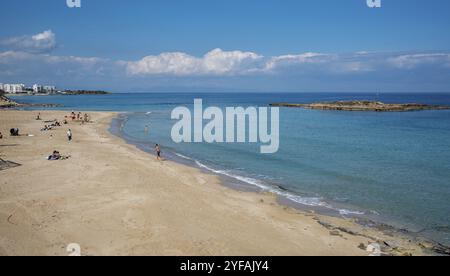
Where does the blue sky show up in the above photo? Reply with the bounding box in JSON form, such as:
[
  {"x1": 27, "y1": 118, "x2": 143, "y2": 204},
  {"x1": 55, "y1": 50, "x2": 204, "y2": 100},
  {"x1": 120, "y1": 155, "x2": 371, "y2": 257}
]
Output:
[{"x1": 1, "y1": 0, "x2": 450, "y2": 92}]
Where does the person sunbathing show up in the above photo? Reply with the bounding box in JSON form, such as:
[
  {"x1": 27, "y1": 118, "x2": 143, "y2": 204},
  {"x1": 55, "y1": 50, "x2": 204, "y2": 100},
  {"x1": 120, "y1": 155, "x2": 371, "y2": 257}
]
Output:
[
  {"x1": 41, "y1": 125, "x2": 53, "y2": 131},
  {"x1": 48, "y1": 151, "x2": 61, "y2": 160},
  {"x1": 47, "y1": 151, "x2": 71, "y2": 161}
]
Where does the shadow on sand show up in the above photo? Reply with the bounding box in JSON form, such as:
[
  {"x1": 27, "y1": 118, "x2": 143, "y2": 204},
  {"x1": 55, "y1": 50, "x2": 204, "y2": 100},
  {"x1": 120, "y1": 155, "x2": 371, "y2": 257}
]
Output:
[{"x1": 0, "y1": 158, "x2": 21, "y2": 171}]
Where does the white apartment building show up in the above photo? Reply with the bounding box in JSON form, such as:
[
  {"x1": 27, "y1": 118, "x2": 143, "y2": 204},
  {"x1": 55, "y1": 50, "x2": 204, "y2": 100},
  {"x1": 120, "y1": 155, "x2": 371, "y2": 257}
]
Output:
[
  {"x1": 2, "y1": 84, "x2": 26, "y2": 94},
  {"x1": 32, "y1": 84, "x2": 57, "y2": 94},
  {"x1": 33, "y1": 84, "x2": 44, "y2": 93},
  {"x1": 44, "y1": 86, "x2": 56, "y2": 94},
  {"x1": 2, "y1": 83, "x2": 57, "y2": 94}
]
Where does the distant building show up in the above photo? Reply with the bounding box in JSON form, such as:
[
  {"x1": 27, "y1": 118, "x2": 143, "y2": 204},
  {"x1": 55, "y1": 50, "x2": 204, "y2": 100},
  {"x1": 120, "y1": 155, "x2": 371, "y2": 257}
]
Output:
[
  {"x1": 3, "y1": 83, "x2": 26, "y2": 94},
  {"x1": 33, "y1": 84, "x2": 44, "y2": 94},
  {"x1": 1, "y1": 82, "x2": 57, "y2": 94},
  {"x1": 44, "y1": 85, "x2": 56, "y2": 94},
  {"x1": 32, "y1": 84, "x2": 57, "y2": 94}
]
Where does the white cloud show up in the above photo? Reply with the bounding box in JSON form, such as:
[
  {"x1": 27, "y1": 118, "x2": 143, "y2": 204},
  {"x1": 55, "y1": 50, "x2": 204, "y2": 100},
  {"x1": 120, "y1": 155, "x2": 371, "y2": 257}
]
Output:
[
  {"x1": 263, "y1": 53, "x2": 333, "y2": 71},
  {"x1": 202, "y1": 48, "x2": 263, "y2": 74},
  {"x1": 127, "y1": 50, "x2": 388, "y2": 76},
  {"x1": 0, "y1": 30, "x2": 56, "y2": 53},
  {"x1": 127, "y1": 48, "x2": 263, "y2": 76},
  {"x1": 388, "y1": 53, "x2": 450, "y2": 69},
  {"x1": 0, "y1": 50, "x2": 105, "y2": 67},
  {"x1": 0, "y1": 50, "x2": 123, "y2": 86},
  {"x1": 127, "y1": 52, "x2": 201, "y2": 75}
]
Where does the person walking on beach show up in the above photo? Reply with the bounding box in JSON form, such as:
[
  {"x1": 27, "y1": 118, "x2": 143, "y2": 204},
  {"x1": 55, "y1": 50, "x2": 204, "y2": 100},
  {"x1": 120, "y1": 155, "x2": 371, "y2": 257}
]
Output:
[
  {"x1": 155, "y1": 144, "x2": 162, "y2": 161},
  {"x1": 67, "y1": 129, "x2": 72, "y2": 142}
]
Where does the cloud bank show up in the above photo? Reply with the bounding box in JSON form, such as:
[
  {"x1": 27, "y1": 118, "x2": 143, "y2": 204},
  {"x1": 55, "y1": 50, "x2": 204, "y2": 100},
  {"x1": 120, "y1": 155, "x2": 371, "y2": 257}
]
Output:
[
  {"x1": 0, "y1": 30, "x2": 56, "y2": 53},
  {"x1": 1, "y1": 30, "x2": 450, "y2": 92},
  {"x1": 126, "y1": 50, "x2": 450, "y2": 77},
  {"x1": 126, "y1": 49, "x2": 264, "y2": 76}
]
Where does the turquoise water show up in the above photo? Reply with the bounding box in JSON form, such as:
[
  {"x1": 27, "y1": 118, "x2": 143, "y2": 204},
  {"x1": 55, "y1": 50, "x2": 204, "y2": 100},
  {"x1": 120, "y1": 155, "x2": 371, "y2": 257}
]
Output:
[{"x1": 12, "y1": 93, "x2": 450, "y2": 245}]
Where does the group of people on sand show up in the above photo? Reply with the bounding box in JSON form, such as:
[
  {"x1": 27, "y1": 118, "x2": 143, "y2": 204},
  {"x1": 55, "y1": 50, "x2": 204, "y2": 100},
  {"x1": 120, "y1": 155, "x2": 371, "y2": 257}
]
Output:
[
  {"x1": 37, "y1": 113, "x2": 73, "y2": 160},
  {"x1": 39, "y1": 113, "x2": 73, "y2": 141},
  {"x1": 68, "y1": 111, "x2": 90, "y2": 124},
  {"x1": 41, "y1": 119, "x2": 66, "y2": 131}
]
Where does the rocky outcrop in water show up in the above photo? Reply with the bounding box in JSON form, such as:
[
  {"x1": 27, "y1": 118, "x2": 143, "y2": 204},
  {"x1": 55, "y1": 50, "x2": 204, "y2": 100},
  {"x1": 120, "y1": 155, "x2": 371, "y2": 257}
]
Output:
[
  {"x1": 270, "y1": 101, "x2": 450, "y2": 112},
  {"x1": 0, "y1": 93, "x2": 18, "y2": 108}
]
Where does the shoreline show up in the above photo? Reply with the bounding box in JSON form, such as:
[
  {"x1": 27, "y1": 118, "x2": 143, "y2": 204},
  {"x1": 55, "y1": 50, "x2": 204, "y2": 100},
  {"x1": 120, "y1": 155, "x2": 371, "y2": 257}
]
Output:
[
  {"x1": 107, "y1": 111, "x2": 448, "y2": 255},
  {"x1": 110, "y1": 113, "x2": 450, "y2": 255},
  {"x1": 0, "y1": 109, "x2": 444, "y2": 256},
  {"x1": 111, "y1": 114, "x2": 368, "y2": 215}
]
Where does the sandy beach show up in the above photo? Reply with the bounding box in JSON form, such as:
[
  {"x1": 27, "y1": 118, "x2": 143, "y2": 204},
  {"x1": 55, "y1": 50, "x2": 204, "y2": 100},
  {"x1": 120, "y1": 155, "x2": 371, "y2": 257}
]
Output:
[{"x1": 0, "y1": 110, "x2": 429, "y2": 256}]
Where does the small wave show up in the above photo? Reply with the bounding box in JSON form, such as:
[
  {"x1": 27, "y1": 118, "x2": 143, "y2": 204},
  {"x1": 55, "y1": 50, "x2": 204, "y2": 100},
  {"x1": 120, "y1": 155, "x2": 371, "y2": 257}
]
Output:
[
  {"x1": 195, "y1": 160, "x2": 269, "y2": 189},
  {"x1": 339, "y1": 209, "x2": 365, "y2": 216},
  {"x1": 191, "y1": 158, "x2": 365, "y2": 216},
  {"x1": 370, "y1": 210, "x2": 381, "y2": 216},
  {"x1": 174, "y1": 152, "x2": 194, "y2": 161},
  {"x1": 146, "y1": 112, "x2": 152, "y2": 115}
]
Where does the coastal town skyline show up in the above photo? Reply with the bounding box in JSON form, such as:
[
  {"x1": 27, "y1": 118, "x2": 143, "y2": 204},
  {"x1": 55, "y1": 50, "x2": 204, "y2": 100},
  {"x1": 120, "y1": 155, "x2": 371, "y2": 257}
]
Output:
[
  {"x1": 0, "y1": 82, "x2": 57, "y2": 94},
  {"x1": 0, "y1": 81, "x2": 108, "y2": 95},
  {"x1": 1, "y1": 0, "x2": 450, "y2": 93}
]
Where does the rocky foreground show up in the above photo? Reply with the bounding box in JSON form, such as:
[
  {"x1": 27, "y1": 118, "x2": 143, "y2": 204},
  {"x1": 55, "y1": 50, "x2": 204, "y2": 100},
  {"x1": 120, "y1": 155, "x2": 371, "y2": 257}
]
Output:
[
  {"x1": 0, "y1": 94, "x2": 19, "y2": 108},
  {"x1": 270, "y1": 101, "x2": 450, "y2": 112},
  {"x1": 0, "y1": 94, "x2": 60, "y2": 109}
]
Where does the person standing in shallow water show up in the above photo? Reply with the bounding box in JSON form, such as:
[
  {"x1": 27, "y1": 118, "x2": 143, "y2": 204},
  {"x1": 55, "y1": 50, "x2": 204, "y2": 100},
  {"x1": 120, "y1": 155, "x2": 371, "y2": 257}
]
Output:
[
  {"x1": 67, "y1": 129, "x2": 72, "y2": 142},
  {"x1": 155, "y1": 144, "x2": 162, "y2": 161}
]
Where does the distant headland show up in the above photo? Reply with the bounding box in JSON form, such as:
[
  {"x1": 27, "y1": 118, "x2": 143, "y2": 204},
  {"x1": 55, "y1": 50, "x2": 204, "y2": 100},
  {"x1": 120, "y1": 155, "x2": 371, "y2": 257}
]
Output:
[
  {"x1": 1, "y1": 87, "x2": 109, "y2": 108},
  {"x1": 270, "y1": 101, "x2": 450, "y2": 112},
  {"x1": 61, "y1": 90, "x2": 110, "y2": 95}
]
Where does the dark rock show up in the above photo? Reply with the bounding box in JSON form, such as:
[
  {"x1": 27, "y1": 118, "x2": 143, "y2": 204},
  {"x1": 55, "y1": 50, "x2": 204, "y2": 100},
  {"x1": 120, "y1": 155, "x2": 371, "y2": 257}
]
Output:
[
  {"x1": 330, "y1": 230, "x2": 342, "y2": 236},
  {"x1": 270, "y1": 101, "x2": 450, "y2": 112}
]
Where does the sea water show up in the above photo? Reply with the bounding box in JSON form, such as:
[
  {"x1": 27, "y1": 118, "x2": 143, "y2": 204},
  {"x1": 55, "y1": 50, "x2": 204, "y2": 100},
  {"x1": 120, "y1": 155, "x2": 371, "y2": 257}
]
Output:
[{"x1": 12, "y1": 92, "x2": 450, "y2": 246}]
